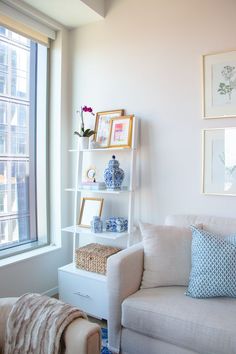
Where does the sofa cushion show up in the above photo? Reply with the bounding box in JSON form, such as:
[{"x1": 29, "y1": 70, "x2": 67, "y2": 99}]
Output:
[
  {"x1": 165, "y1": 214, "x2": 236, "y2": 236},
  {"x1": 121, "y1": 328, "x2": 198, "y2": 354},
  {"x1": 121, "y1": 286, "x2": 236, "y2": 354},
  {"x1": 139, "y1": 223, "x2": 193, "y2": 288},
  {"x1": 186, "y1": 227, "x2": 236, "y2": 298}
]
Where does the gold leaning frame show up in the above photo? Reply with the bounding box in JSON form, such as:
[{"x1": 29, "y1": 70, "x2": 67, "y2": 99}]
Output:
[
  {"x1": 78, "y1": 197, "x2": 104, "y2": 228},
  {"x1": 108, "y1": 115, "x2": 133, "y2": 148}
]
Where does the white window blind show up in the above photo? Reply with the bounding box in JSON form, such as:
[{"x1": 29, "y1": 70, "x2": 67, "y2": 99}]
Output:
[{"x1": 0, "y1": 1, "x2": 56, "y2": 46}]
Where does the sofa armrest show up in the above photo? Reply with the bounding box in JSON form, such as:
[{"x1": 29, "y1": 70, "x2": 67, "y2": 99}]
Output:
[
  {"x1": 0, "y1": 297, "x2": 101, "y2": 354},
  {"x1": 64, "y1": 318, "x2": 101, "y2": 354},
  {"x1": 107, "y1": 243, "x2": 144, "y2": 353}
]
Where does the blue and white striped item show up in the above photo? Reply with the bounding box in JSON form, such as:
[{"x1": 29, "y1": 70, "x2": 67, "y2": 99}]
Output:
[{"x1": 186, "y1": 226, "x2": 236, "y2": 298}]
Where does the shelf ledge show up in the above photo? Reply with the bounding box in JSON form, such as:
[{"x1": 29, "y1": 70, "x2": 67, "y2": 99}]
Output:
[
  {"x1": 62, "y1": 226, "x2": 129, "y2": 239},
  {"x1": 65, "y1": 188, "x2": 132, "y2": 194},
  {"x1": 69, "y1": 147, "x2": 136, "y2": 152}
]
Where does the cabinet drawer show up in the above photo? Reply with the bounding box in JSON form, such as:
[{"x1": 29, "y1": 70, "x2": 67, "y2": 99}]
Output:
[{"x1": 58, "y1": 269, "x2": 108, "y2": 319}]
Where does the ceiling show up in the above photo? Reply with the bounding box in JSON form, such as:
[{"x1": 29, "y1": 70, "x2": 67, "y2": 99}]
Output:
[{"x1": 21, "y1": 0, "x2": 105, "y2": 28}]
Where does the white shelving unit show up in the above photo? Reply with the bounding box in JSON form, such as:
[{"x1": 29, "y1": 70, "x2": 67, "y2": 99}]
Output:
[{"x1": 58, "y1": 117, "x2": 138, "y2": 319}]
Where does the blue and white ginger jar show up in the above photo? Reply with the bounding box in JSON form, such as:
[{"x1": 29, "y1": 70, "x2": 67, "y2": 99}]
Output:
[{"x1": 104, "y1": 155, "x2": 124, "y2": 190}]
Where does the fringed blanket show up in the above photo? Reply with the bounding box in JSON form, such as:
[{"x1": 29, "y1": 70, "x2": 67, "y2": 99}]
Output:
[{"x1": 4, "y1": 293, "x2": 87, "y2": 354}]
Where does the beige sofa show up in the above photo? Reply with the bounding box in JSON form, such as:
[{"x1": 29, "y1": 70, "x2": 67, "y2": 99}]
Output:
[
  {"x1": 0, "y1": 297, "x2": 101, "y2": 354},
  {"x1": 107, "y1": 215, "x2": 236, "y2": 354}
]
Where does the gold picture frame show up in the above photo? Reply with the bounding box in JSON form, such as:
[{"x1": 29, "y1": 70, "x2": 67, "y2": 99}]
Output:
[
  {"x1": 78, "y1": 197, "x2": 104, "y2": 228},
  {"x1": 202, "y1": 50, "x2": 236, "y2": 119},
  {"x1": 95, "y1": 109, "x2": 124, "y2": 147},
  {"x1": 108, "y1": 115, "x2": 133, "y2": 148}
]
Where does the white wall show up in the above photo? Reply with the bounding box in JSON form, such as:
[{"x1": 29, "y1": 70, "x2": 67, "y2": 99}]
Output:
[
  {"x1": 69, "y1": 0, "x2": 236, "y2": 224},
  {"x1": 3, "y1": 0, "x2": 235, "y2": 297},
  {"x1": 0, "y1": 29, "x2": 73, "y2": 297}
]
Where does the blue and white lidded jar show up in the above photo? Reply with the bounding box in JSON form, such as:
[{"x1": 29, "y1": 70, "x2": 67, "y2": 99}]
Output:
[
  {"x1": 116, "y1": 217, "x2": 128, "y2": 232},
  {"x1": 106, "y1": 217, "x2": 128, "y2": 233},
  {"x1": 91, "y1": 216, "x2": 103, "y2": 233},
  {"x1": 104, "y1": 155, "x2": 124, "y2": 190}
]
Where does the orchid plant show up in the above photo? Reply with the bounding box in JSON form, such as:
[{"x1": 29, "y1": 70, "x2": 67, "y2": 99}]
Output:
[{"x1": 74, "y1": 106, "x2": 96, "y2": 138}]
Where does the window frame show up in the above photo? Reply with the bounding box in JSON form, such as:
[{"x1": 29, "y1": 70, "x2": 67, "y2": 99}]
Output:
[{"x1": 28, "y1": 40, "x2": 37, "y2": 243}]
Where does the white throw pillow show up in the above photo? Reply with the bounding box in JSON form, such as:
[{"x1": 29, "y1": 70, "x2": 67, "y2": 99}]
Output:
[{"x1": 140, "y1": 223, "x2": 193, "y2": 288}]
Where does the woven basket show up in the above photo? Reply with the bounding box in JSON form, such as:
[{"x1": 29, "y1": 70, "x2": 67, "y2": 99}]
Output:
[{"x1": 75, "y1": 243, "x2": 121, "y2": 274}]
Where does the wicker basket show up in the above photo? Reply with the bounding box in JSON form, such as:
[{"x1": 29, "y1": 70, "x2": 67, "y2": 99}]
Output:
[{"x1": 75, "y1": 243, "x2": 121, "y2": 274}]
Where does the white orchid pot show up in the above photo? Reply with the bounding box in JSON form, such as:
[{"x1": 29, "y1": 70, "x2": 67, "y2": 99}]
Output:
[{"x1": 79, "y1": 137, "x2": 89, "y2": 150}]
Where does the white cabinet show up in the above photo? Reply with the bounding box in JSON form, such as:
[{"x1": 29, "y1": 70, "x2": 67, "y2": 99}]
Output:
[
  {"x1": 58, "y1": 264, "x2": 108, "y2": 319},
  {"x1": 58, "y1": 117, "x2": 138, "y2": 319}
]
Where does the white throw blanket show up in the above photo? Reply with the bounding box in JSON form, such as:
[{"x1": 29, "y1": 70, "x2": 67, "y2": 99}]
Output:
[{"x1": 4, "y1": 293, "x2": 87, "y2": 354}]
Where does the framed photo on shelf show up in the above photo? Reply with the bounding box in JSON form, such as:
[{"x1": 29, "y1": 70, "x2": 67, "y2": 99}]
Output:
[
  {"x1": 95, "y1": 109, "x2": 124, "y2": 147},
  {"x1": 78, "y1": 197, "x2": 104, "y2": 227},
  {"x1": 202, "y1": 128, "x2": 236, "y2": 196},
  {"x1": 85, "y1": 167, "x2": 96, "y2": 181},
  {"x1": 108, "y1": 115, "x2": 133, "y2": 148},
  {"x1": 202, "y1": 50, "x2": 236, "y2": 119}
]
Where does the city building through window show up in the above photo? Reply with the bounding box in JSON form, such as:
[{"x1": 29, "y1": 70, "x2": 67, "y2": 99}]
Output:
[{"x1": 0, "y1": 26, "x2": 48, "y2": 256}]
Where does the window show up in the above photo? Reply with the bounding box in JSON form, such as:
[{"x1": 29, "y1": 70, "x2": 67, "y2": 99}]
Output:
[{"x1": 0, "y1": 26, "x2": 48, "y2": 257}]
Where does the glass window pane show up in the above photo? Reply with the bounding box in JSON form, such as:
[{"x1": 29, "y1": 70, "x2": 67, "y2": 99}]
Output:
[
  {"x1": 10, "y1": 47, "x2": 30, "y2": 99},
  {"x1": 0, "y1": 26, "x2": 36, "y2": 252},
  {"x1": 0, "y1": 125, "x2": 7, "y2": 154},
  {"x1": 0, "y1": 101, "x2": 7, "y2": 124},
  {"x1": 0, "y1": 217, "x2": 30, "y2": 246},
  {"x1": 10, "y1": 103, "x2": 29, "y2": 127},
  {"x1": 10, "y1": 161, "x2": 29, "y2": 213},
  {"x1": 0, "y1": 27, "x2": 7, "y2": 37},
  {"x1": 0, "y1": 72, "x2": 7, "y2": 95},
  {"x1": 0, "y1": 43, "x2": 8, "y2": 67},
  {"x1": 0, "y1": 161, "x2": 7, "y2": 214},
  {"x1": 11, "y1": 32, "x2": 30, "y2": 47},
  {"x1": 0, "y1": 220, "x2": 8, "y2": 244}
]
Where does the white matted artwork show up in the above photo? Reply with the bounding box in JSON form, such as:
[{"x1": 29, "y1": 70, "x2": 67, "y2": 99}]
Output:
[
  {"x1": 202, "y1": 128, "x2": 236, "y2": 195},
  {"x1": 95, "y1": 110, "x2": 124, "y2": 147},
  {"x1": 203, "y1": 50, "x2": 236, "y2": 118}
]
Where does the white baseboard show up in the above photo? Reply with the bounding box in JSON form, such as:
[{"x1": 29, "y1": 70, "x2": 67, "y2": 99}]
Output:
[{"x1": 42, "y1": 286, "x2": 58, "y2": 297}]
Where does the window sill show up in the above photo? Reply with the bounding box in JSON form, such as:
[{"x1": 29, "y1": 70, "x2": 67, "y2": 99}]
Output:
[{"x1": 0, "y1": 244, "x2": 61, "y2": 269}]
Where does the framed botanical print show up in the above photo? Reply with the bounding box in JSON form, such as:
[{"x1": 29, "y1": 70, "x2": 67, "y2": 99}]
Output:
[
  {"x1": 202, "y1": 128, "x2": 236, "y2": 195},
  {"x1": 202, "y1": 50, "x2": 236, "y2": 118},
  {"x1": 108, "y1": 115, "x2": 133, "y2": 148},
  {"x1": 95, "y1": 109, "x2": 124, "y2": 147}
]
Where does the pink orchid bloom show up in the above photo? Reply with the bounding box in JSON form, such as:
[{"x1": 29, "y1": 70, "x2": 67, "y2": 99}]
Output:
[{"x1": 74, "y1": 105, "x2": 96, "y2": 137}]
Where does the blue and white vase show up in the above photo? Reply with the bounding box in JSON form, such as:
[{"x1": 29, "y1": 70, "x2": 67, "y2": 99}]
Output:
[
  {"x1": 91, "y1": 216, "x2": 103, "y2": 233},
  {"x1": 104, "y1": 155, "x2": 124, "y2": 190}
]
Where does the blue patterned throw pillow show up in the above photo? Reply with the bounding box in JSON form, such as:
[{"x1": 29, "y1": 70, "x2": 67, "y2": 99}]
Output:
[{"x1": 186, "y1": 226, "x2": 236, "y2": 298}]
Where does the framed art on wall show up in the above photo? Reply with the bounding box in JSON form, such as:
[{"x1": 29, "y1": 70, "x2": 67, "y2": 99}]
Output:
[
  {"x1": 108, "y1": 115, "x2": 133, "y2": 148},
  {"x1": 202, "y1": 128, "x2": 236, "y2": 196},
  {"x1": 202, "y1": 50, "x2": 236, "y2": 119},
  {"x1": 78, "y1": 197, "x2": 104, "y2": 227},
  {"x1": 95, "y1": 110, "x2": 124, "y2": 147}
]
